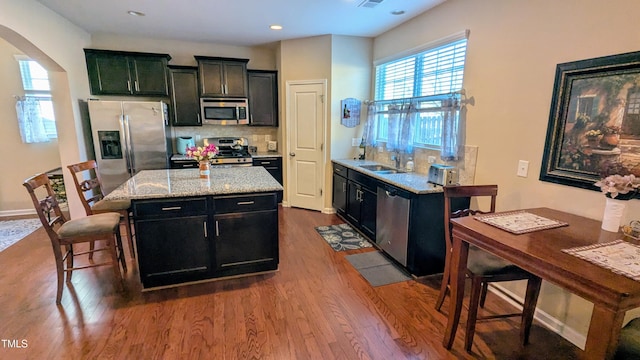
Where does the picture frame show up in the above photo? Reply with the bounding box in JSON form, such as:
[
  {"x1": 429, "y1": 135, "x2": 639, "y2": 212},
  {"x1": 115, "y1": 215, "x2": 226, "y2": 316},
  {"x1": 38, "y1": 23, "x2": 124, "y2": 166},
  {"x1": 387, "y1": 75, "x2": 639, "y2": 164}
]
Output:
[{"x1": 539, "y1": 50, "x2": 640, "y2": 193}]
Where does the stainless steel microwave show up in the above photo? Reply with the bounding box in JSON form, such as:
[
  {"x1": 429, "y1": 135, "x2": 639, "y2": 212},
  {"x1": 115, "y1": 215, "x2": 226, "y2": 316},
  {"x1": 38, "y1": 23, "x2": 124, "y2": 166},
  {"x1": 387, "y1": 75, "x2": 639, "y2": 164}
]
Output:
[{"x1": 200, "y1": 98, "x2": 249, "y2": 125}]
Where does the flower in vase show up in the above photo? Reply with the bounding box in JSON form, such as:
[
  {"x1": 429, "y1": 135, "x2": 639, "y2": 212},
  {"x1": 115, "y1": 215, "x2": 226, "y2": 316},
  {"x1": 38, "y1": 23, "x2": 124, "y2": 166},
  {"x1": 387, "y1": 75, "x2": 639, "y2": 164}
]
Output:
[
  {"x1": 186, "y1": 144, "x2": 218, "y2": 162},
  {"x1": 594, "y1": 174, "x2": 640, "y2": 200}
]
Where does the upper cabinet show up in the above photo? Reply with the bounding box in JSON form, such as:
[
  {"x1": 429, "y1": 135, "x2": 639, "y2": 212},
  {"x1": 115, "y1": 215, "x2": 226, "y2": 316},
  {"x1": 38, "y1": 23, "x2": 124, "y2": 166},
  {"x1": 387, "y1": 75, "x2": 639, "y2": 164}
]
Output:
[
  {"x1": 248, "y1": 70, "x2": 279, "y2": 127},
  {"x1": 195, "y1": 56, "x2": 248, "y2": 98},
  {"x1": 85, "y1": 49, "x2": 171, "y2": 96},
  {"x1": 168, "y1": 66, "x2": 201, "y2": 126}
]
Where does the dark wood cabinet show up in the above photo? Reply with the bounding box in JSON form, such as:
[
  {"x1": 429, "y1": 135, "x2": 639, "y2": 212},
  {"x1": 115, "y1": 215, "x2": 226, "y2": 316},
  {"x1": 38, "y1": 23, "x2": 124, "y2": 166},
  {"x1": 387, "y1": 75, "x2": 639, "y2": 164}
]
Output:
[
  {"x1": 332, "y1": 165, "x2": 347, "y2": 216},
  {"x1": 168, "y1": 66, "x2": 201, "y2": 126},
  {"x1": 253, "y1": 157, "x2": 282, "y2": 185},
  {"x1": 248, "y1": 70, "x2": 278, "y2": 126},
  {"x1": 84, "y1": 49, "x2": 170, "y2": 96},
  {"x1": 213, "y1": 193, "x2": 279, "y2": 277},
  {"x1": 344, "y1": 168, "x2": 378, "y2": 240},
  {"x1": 132, "y1": 197, "x2": 211, "y2": 288},
  {"x1": 195, "y1": 56, "x2": 249, "y2": 97}
]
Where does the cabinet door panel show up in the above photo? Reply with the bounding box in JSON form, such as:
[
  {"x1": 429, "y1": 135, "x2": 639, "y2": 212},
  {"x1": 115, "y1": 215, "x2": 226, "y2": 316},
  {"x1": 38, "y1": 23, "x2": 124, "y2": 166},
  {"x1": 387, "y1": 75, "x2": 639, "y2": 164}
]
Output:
[
  {"x1": 346, "y1": 182, "x2": 361, "y2": 225},
  {"x1": 89, "y1": 55, "x2": 131, "y2": 95},
  {"x1": 169, "y1": 67, "x2": 201, "y2": 126},
  {"x1": 214, "y1": 210, "x2": 278, "y2": 269},
  {"x1": 332, "y1": 173, "x2": 347, "y2": 215},
  {"x1": 136, "y1": 215, "x2": 210, "y2": 284},
  {"x1": 360, "y1": 187, "x2": 377, "y2": 239},
  {"x1": 199, "y1": 61, "x2": 224, "y2": 97},
  {"x1": 131, "y1": 57, "x2": 168, "y2": 95},
  {"x1": 224, "y1": 62, "x2": 248, "y2": 97},
  {"x1": 248, "y1": 71, "x2": 278, "y2": 126}
]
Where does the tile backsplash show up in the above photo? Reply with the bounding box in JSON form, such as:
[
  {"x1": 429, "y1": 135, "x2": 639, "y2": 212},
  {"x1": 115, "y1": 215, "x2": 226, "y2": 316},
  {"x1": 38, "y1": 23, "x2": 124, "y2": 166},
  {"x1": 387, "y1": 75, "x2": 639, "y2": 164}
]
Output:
[
  {"x1": 367, "y1": 144, "x2": 478, "y2": 185},
  {"x1": 170, "y1": 126, "x2": 278, "y2": 153}
]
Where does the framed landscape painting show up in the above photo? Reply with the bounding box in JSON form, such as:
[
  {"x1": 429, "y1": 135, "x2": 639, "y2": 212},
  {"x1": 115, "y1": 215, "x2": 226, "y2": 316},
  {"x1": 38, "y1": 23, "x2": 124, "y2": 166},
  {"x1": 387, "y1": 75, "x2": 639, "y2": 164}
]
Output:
[{"x1": 539, "y1": 50, "x2": 640, "y2": 192}]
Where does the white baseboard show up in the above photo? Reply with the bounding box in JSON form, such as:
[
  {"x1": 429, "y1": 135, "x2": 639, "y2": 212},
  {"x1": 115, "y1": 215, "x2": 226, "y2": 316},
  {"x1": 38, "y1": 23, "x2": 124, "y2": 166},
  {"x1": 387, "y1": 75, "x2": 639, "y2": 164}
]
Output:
[
  {"x1": 0, "y1": 209, "x2": 37, "y2": 217},
  {"x1": 489, "y1": 284, "x2": 586, "y2": 350},
  {"x1": 322, "y1": 207, "x2": 335, "y2": 214}
]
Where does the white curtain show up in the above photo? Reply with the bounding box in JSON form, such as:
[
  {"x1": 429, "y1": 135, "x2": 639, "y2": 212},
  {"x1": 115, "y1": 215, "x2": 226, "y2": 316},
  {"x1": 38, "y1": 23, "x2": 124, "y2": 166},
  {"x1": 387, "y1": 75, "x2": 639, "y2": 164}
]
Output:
[
  {"x1": 16, "y1": 96, "x2": 49, "y2": 143},
  {"x1": 363, "y1": 102, "x2": 379, "y2": 149},
  {"x1": 440, "y1": 96, "x2": 462, "y2": 161},
  {"x1": 386, "y1": 100, "x2": 418, "y2": 154}
]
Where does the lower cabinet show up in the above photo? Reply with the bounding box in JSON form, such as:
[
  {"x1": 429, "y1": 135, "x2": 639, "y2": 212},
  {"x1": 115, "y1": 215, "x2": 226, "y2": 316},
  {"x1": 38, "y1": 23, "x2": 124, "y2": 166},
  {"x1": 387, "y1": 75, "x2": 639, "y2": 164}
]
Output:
[
  {"x1": 133, "y1": 197, "x2": 211, "y2": 288},
  {"x1": 132, "y1": 192, "x2": 279, "y2": 289},
  {"x1": 213, "y1": 193, "x2": 279, "y2": 277},
  {"x1": 332, "y1": 169, "x2": 347, "y2": 216},
  {"x1": 345, "y1": 169, "x2": 378, "y2": 240}
]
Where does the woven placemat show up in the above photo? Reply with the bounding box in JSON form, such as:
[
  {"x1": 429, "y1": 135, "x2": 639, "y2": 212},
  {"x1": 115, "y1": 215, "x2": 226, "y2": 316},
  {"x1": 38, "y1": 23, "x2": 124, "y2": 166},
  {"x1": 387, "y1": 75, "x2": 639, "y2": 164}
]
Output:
[
  {"x1": 562, "y1": 240, "x2": 640, "y2": 281},
  {"x1": 474, "y1": 210, "x2": 568, "y2": 234}
]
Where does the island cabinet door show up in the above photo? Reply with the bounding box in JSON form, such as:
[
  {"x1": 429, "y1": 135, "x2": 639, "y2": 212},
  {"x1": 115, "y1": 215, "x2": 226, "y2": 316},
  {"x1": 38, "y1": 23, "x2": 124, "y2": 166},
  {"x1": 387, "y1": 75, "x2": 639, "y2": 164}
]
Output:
[
  {"x1": 135, "y1": 215, "x2": 211, "y2": 288},
  {"x1": 213, "y1": 209, "x2": 279, "y2": 277}
]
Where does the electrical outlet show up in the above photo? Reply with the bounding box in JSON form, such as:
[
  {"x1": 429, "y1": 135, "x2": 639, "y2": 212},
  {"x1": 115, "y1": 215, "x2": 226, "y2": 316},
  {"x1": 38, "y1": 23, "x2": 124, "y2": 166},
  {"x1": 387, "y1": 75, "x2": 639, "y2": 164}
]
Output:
[
  {"x1": 428, "y1": 156, "x2": 436, "y2": 164},
  {"x1": 265, "y1": 135, "x2": 271, "y2": 141},
  {"x1": 352, "y1": 138, "x2": 359, "y2": 146},
  {"x1": 253, "y1": 134, "x2": 258, "y2": 141},
  {"x1": 195, "y1": 135, "x2": 201, "y2": 141},
  {"x1": 517, "y1": 160, "x2": 529, "y2": 177}
]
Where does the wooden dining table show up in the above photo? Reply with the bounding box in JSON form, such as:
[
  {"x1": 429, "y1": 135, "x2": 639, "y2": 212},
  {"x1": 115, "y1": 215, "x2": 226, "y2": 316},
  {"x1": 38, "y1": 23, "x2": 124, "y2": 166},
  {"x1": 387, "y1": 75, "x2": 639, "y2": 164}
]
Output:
[{"x1": 442, "y1": 207, "x2": 640, "y2": 360}]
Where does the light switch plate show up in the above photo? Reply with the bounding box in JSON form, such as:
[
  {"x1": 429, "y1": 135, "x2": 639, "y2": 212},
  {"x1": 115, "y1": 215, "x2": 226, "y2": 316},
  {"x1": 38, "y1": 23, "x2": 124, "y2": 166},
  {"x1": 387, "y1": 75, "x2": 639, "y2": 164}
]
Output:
[{"x1": 517, "y1": 160, "x2": 529, "y2": 177}]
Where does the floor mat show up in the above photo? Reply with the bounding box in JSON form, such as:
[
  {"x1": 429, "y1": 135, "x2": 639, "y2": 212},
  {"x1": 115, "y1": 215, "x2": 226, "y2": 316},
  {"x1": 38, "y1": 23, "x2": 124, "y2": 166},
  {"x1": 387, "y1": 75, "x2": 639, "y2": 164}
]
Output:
[
  {"x1": 315, "y1": 223, "x2": 372, "y2": 251},
  {"x1": 345, "y1": 251, "x2": 411, "y2": 286},
  {"x1": 0, "y1": 218, "x2": 41, "y2": 253}
]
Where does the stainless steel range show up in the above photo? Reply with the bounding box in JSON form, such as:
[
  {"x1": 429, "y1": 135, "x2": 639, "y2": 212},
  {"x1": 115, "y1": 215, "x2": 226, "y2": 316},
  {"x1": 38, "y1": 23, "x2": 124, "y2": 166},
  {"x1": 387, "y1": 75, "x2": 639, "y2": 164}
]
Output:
[{"x1": 204, "y1": 137, "x2": 252, "y2": 166}]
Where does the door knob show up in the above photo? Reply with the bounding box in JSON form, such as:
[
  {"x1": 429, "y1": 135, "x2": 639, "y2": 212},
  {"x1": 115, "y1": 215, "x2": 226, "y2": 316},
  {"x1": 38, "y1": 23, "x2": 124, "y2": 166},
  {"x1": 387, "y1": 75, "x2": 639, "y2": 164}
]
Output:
[{"x1": 289, "y1": 152, "x2": 296, "y2": 157}]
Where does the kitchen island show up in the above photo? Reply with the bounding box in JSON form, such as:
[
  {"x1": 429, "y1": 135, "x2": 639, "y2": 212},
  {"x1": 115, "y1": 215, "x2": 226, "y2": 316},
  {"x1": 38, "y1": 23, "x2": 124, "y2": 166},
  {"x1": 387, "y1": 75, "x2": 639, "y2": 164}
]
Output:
[{"x1": 105, "y1": 167, "x2": 283, "y2": 289}]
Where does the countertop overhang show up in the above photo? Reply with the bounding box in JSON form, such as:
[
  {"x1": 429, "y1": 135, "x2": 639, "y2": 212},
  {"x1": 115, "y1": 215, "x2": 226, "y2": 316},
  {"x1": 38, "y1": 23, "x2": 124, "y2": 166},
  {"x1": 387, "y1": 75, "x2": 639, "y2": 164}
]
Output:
[
  {"x1": 104, "y1": 167, "x2": 284, "y2": 201},
  {"x1": 332, "y1": 159, "x2": 443, "y2": 195}
]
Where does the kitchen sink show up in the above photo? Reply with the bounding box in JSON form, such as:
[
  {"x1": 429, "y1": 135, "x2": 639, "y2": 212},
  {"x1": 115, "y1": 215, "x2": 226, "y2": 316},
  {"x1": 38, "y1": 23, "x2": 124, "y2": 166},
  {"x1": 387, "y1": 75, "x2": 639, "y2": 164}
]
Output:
[{"x1": 359, "y1": 164, "x2": 404, "y2": 174}]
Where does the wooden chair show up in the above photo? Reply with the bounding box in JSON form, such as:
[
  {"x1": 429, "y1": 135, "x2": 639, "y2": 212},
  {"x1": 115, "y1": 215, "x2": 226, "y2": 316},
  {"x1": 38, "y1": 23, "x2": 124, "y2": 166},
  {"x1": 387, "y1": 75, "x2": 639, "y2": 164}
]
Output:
[
  {"x1": 66, "y1": 160, "x2": 135, "y2": 259},
  {"x1": 616, "y1": 317, "x2": 640, "y2": 359},
  {"x1": 435, "y1": 184, "x2": 542, "y2": 352},
  {"x1": 23, "y1": 173, "x2": 127, "y2": 304}
]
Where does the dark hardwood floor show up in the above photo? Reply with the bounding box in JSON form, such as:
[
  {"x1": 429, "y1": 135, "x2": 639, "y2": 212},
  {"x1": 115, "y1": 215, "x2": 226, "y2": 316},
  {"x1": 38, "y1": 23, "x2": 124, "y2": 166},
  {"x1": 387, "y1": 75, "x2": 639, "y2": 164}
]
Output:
[{"x1": 0, "y1": 207, "x2": 580, "y2": 359}]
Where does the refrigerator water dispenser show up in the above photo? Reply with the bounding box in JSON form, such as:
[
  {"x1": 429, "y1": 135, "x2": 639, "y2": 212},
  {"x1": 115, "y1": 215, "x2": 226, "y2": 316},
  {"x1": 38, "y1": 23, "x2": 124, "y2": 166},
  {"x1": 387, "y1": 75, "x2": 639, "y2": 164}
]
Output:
[{"x1": 98, "y1": 131, "x2": 122, "y2": 159}]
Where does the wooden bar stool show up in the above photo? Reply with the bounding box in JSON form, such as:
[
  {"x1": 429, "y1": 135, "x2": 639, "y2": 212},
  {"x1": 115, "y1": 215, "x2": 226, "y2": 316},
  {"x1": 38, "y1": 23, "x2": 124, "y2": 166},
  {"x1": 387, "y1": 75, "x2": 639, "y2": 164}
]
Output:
[
  {"x1": 67, "y1": 160, "x2": 135, "y2": 259},
  {"x1": 23, "y1": 173, "x2": 127, "y2": 304}
]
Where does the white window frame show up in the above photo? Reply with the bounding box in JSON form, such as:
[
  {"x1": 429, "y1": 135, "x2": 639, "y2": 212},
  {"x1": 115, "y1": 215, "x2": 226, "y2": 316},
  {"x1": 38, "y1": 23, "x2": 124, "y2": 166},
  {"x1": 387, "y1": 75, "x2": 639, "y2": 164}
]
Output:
[
  {"x1": 15, "y1": 55, "x2": 57, "y2": 139},
  {"x1": 373, "y1": 31, "x2": 468, "y2": 148}
]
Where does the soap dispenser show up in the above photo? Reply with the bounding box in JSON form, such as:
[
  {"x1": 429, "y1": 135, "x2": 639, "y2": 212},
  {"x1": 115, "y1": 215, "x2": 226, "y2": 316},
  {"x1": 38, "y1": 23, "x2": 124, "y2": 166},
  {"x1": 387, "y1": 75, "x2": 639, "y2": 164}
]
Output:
[{"x1": 406, "y1": 157, "x2": 414, "y2": 172}]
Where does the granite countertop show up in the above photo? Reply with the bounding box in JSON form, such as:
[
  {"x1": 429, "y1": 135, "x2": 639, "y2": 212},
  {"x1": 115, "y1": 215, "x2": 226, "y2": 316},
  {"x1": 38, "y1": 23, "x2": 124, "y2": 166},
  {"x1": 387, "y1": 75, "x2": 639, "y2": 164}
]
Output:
[
  {"x1": 332, "y1": 159, "x2": 443, "y2": 195},
  {"x1": 104, "y1": 167, "x2": 284, "y2": 201}
]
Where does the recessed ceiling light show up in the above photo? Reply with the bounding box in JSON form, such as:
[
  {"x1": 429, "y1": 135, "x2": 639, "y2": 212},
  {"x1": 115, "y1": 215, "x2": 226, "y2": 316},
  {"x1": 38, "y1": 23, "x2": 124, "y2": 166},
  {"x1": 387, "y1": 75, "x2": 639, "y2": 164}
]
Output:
[
  {"x1": 391, "y1": 10, "x2": 405, "y2": 15},
  {"x1": 127, "y1": 10, "x2": 146, "y2": 17},
  {"x1": 269, "y1": 25, "x2": 283, "y2": 30}
]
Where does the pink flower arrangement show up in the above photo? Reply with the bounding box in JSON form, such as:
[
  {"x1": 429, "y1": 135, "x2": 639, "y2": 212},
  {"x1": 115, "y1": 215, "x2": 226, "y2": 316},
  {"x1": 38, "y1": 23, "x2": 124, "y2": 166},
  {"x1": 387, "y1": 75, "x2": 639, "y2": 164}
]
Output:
[
  {"x1": 594, "y1": 174, "x2": 640, "y2": 199},
  {"x1": 186, "y1": 144, "x2": 218, "y2": 162}
]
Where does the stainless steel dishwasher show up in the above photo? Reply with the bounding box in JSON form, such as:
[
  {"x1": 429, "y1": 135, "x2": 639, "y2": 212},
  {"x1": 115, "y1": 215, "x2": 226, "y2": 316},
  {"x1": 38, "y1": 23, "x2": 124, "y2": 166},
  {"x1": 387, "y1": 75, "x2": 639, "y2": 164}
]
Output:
[{"x1": 376, "y1": 183, "x2": 411, "y2": 266}]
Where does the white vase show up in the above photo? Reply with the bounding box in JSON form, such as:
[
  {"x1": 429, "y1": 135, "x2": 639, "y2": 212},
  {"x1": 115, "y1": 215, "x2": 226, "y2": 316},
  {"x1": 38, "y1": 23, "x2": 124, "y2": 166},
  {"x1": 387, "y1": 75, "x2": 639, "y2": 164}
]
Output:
[{"x1": 601, "y1": 197, "x2": 626, "y2": 232}]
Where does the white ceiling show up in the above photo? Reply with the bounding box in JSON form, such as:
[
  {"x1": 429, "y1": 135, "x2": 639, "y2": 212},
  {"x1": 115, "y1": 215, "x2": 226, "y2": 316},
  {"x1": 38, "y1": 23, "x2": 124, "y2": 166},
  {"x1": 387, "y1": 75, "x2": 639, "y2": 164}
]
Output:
[{"x1": 35, "y1": 0, "x2": 445, "y2": 47}]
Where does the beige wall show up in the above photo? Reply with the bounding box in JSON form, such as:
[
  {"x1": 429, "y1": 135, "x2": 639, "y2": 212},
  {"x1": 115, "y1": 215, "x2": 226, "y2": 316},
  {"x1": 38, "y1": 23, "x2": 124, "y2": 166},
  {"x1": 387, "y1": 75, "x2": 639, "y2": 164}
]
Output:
[
  {"x1": 375, "y1": 0, "x2": 640, "y2": 346},
  {"x1": 0, "y1": 38, "x2": 61, "y2": 212},
  {"x1": 0, "y1": 0, "x2": 92, "y2": 218},
  {"x1": 90, "y1": 34, "x2": 277, "y2": 69}
]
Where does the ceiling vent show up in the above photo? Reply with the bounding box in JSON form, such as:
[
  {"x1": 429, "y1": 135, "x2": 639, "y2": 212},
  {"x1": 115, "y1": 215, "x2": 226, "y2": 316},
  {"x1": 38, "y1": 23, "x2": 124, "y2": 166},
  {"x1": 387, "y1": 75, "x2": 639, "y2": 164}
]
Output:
[{"x1": 358, "y1": 0, "x2": 384, "y2": 8}]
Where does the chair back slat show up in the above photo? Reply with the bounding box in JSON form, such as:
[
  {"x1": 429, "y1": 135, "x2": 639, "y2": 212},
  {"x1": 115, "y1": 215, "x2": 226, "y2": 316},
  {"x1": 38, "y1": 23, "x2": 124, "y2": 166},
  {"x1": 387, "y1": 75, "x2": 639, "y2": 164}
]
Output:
[
  {"x1": 67, "y1": 160, "x2": 105, "y2": 215},
  {"x1": 443, "y1": 185, "x2": 498, "y2": 249},
  {"x1": 23, "y1": 173, "x2": 66, "y2": 244}
]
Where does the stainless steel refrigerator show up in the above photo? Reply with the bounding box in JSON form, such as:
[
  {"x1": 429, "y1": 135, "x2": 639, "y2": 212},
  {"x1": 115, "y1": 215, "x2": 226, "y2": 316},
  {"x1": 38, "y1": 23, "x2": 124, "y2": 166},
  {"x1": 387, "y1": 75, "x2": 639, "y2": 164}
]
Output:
[{"x1": 88, "y1": 100, "x2": 170, "y2": 194}]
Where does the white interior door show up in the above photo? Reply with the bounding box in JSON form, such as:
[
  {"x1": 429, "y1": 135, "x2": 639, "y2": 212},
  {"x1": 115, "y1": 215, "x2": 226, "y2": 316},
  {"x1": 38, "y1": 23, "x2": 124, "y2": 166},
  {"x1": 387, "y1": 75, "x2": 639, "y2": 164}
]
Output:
[{"x1": 286, "y1": 81, "x2": 325, "y2": 211}]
